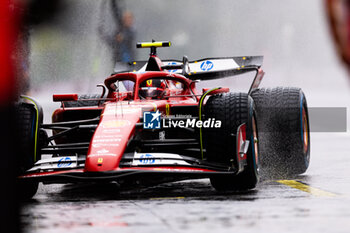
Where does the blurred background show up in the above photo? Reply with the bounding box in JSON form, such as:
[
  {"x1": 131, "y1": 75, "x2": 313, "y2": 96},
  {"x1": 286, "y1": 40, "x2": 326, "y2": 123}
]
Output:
[{"x1": 26, "y1": 0, "x2": 350, "y2": 111}]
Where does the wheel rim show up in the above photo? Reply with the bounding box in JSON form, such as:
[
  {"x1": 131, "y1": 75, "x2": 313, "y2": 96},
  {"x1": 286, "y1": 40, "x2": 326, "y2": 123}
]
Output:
[
  {"x1": 252, "y1": 116, "x2": 259, "y2": 171},
  {"x1": 302, "y1": 107, "x2": 309, "y2": 154}
]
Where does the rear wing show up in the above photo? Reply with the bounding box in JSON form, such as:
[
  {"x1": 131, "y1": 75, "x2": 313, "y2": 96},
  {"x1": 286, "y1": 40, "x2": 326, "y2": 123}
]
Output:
[
  {"x1": 163, "y1": 56, "x2": 263, "y2": 81},
  {"x1": 118, "y1": 56, "x2": 263, "y2": 80},
  {"x1": 112, "y1": 40, "x2": 264, "y2": 93},
  {"x1": 117, "y1": 56, "x2": 264, "y2": 93},
  {"x1": 129, "y1": 41, "x2": 263, "y2": 80}
]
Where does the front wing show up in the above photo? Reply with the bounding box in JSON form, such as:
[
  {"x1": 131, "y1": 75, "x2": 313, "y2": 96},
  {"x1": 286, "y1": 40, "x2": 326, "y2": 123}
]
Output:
[{"x1": 19, "y1": 152, "x2": 239, "y2": 186}]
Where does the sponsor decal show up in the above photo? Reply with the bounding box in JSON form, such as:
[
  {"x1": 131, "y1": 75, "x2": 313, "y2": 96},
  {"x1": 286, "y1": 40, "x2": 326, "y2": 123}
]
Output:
[
  {"x1": 102, "y1": 120, "x2": 130, "y2": 128},
  {"x1": 92, "y1": 143, "x2": 120, "y2": 148},
  {"x1": 146, "y1": 79, "x2": 152, "y2": 86},
  {"x1": 200, "y1": 60, "x2": 214, "y2": 71},
  {"x1": 94, "y1": 135, "x2": 122, "y2": 138},
  {"x1": 102, "y1": 129, "x2": 121, "y2": 133},
  {"x1": 139, "y1": 154, "x2": 155, "y2": 164},
  {"x1": 132, "y1": 153, "x2": 191, "y2": 166},
  {"x1": 143, "y1": 110, "x2": 161, "y2": 129},
  {"x1": 165, "y1": 104, "x2": 170, "y2": 116},
  {"x1": 167, "y1": 62, "x2": 179, "y2": 72},
  {"x1": 93, "y1": 138, "x2": 122, "y2": 143},
  {"x1": 57, "y1": 157, "x2": 72, "y2": 168},
  {"x1": 97, "y1": 149, "x2": 109, "y2": 154}
]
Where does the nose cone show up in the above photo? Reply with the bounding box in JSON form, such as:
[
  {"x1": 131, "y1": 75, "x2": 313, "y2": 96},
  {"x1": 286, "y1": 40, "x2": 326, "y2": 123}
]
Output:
[{"x1": 84, "y1": 103, "x2": 142, "y2": 172}]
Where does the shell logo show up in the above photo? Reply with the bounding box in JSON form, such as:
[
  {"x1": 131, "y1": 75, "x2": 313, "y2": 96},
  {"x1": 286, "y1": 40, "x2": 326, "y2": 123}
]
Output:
[{"x1": 102, "y1": 120, "x2": 131, "y2": 128}]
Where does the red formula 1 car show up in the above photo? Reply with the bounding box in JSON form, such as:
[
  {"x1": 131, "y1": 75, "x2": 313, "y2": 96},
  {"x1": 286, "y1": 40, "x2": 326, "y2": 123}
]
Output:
[{"x1": 17, "y1": 41, "x2": 310, "y2": 199}]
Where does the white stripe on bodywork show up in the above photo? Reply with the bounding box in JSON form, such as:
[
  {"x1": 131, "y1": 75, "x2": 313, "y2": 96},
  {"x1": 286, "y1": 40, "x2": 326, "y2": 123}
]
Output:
[{"x1": 27, "y1": 156, "x2": 82, "y2": 172}]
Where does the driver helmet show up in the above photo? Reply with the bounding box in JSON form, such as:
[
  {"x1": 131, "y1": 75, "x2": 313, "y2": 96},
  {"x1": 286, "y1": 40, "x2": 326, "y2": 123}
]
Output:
[{"x1": 139, "y1": 79, "x2": 166, "y2": 99}]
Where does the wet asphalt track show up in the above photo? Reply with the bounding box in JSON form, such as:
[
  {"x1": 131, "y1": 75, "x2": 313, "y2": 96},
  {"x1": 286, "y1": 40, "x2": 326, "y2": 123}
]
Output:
[{"x1": 20, "y1": 132, "x2": 350, "y2": 233}]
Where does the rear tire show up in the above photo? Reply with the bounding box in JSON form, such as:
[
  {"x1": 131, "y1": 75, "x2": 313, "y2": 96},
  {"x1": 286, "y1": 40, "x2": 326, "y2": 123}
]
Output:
[
  {"x1": 251, "y1": 87, "x2": 310, "y2": 176},
  {"x1": 204, "y1": 93, "x2": 259, "y2": 191}
]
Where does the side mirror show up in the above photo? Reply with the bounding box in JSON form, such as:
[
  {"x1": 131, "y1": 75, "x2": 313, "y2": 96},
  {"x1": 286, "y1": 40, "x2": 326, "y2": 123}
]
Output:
[{"x1": 53, "y1": 94, "x2": 78, "y2": 102}]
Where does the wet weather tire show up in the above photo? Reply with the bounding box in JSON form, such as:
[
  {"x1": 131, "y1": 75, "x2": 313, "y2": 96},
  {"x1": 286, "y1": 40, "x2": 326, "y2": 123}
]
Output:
[
  {"x1": 250, "y1": 87, "x2": 310, "y2": 176},
  {"x1": 16, "y1": 100, "x2": 42, "y2": 199},
  {"x1": 204, "y1": 93, "x2": 259, "y2": 191},
  {"x1": 16, "y1": 102, "x2": 41, "y2": 171}
]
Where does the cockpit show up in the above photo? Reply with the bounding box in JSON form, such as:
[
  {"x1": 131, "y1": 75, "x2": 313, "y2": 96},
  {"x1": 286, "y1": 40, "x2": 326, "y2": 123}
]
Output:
[{"x1": 108, "y1": 76, "x2": 190, "y2": 100}]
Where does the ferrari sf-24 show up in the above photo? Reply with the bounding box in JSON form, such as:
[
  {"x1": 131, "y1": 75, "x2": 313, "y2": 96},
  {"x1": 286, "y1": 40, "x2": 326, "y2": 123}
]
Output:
[{"x1": 17, "y1": 41, "x2": 310, "y2": 198}]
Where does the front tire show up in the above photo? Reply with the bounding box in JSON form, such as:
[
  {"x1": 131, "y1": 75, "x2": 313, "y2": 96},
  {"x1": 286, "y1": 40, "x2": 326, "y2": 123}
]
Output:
[
  {"x1": 204, "y1": 93, "x2": 259, "y2": 191},
  {"x1": 16, "y1": 98, "x2": 43, "y2": 199}
]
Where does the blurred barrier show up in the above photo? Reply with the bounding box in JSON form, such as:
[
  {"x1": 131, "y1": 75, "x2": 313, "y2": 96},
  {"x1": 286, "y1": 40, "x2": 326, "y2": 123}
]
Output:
[
  {"x1": 309, "y1": 107, "x2": 347, "y2": 132},
  {"x1": 256, "y1": 107, "x2": 347, "y2": 132}
]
